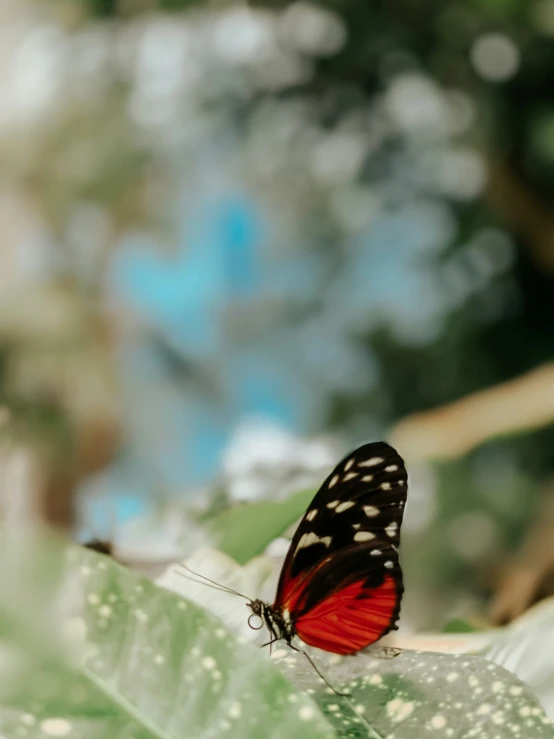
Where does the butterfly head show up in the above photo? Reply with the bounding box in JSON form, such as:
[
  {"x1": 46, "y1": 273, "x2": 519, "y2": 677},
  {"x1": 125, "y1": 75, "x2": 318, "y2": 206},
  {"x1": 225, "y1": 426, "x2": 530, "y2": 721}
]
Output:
[
  {"x1": 247, "y1": 600, "x2": 294, "y2": 645},
  {"x1": 246, "y1": 599, "x2": 266, "y2": 628}
]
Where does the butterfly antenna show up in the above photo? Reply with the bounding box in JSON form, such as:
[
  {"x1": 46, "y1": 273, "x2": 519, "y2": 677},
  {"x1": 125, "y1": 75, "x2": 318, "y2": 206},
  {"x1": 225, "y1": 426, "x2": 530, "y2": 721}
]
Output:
[
  {"x1": 176, "y1": 564, "x2": 251, "y2": 601},
  {"x1": 289, "y1": 644, "x2": 350, "y2": 698}
]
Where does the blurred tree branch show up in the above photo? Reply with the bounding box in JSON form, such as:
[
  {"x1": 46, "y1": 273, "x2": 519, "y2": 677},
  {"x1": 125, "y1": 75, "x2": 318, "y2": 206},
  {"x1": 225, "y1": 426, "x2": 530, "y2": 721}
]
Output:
[
  {"x1": 487, "y1": 159, "x2": 554, "y2": 274},
  {"x1": 489, "y1": 489, "x2": 554, "y2": 625},
  {"x1": 389, "y1": 362, "x2": 554, "y2": 461}
]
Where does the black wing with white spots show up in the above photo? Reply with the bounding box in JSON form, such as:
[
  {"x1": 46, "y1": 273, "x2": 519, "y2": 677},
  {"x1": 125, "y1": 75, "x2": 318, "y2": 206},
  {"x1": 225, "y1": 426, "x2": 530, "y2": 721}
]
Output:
[{"x1": 271, "y1": 442, "x2": 407, "y2": 652}]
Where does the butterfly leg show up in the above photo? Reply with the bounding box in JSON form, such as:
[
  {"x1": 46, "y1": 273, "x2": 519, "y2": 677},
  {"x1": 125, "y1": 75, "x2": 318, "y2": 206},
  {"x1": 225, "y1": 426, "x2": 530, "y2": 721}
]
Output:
[
  {"x1": 287, "y1": 643, "x2": 350, "y2": 697},
  {"x1": 361, "y1": 645, "x2": 402, "y2": 660}
]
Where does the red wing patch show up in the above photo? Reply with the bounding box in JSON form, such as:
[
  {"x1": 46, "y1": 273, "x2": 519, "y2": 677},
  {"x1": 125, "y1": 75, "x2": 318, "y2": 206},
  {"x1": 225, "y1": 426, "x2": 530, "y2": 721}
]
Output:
[{"x1": 292, "y1": 575, "x2": 399, "y2": 655}]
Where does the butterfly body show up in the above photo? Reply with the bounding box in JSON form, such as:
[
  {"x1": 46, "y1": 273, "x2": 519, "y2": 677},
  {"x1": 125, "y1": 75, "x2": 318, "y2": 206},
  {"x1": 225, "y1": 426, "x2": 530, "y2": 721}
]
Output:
[
  {"x1": 248, "y1": 441, "x2": 408, "y2": 656},
  {"x1": 249, "y1": 599, "x2": 296, "y2": 646}
]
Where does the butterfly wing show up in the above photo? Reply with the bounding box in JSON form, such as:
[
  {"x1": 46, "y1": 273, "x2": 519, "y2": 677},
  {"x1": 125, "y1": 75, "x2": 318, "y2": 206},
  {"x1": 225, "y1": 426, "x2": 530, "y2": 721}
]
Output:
[
  {"x1": 273, "y1": 441, "x2": 407, "y2": 654},
  {"x1": 289, "y1": 539, "x2": 402, "y2": 654}
]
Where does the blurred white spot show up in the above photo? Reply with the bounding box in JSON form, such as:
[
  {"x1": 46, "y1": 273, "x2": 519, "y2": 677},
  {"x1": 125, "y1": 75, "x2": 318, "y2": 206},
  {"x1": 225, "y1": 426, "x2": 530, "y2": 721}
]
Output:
[
  {"x1": 437, "y1": 148, "x2": 487, "y2": 200},
  {"x1": 228, "y1": 702, "x2": 242, "y2": 718},
  {"x1": 0, "y1": 25, "x2": 64, "y2": 128},
  {"x1": 154, "y1": 654, "x2": 165, "y2": 665},
  {"x1": 471, "y1": 33, "x2": 520, "y2": 82},
  {"x1": 311, "y1": 131, "x2": 367, "y2": 184},
  {"x1": 386, "y1": 698, "x2": 414, "y2": 723},
  {"x1": 20, "y1": 715, "x2": 35, "y2": 726},
  {"x1": 202, "y1": 656, "x2": 217, "y2": 670},
  {"x1": 385, "y1": 75, "x2": 447, "y2": 133},
  {"x1": 279, "y1": 2, "x2": 346, "y2": 57},
  {"x1": 265, "y1": 536, "x2": 290, "y2": 557},
  {"x1": 98, "y1": 605, "x2": 112, "y2": 618},
  {"x1": 477, "y1": 704, "x2": 491, "y2": 715},
  {"x1": 40, "y1": 719, "x2": 71, "y2": 736},
  {"x1": 212, "y1": 8, "x2": 275, "y2": 65},
  {"x1": 299, "y1": 706, "x2": 314, "y2": 720},
  {"x1": 430, "y1": 715, "x2": 446, "y2": 729},
  {"x1": 87, "y1": 594, "x2": 100, "y2": 606}
]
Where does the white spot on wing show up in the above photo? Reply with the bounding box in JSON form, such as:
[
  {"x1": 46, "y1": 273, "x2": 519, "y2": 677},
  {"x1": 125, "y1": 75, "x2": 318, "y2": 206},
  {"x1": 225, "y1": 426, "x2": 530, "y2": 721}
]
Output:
[
  {"x1": 353, "y1": 531, "x2": 375, "y2": 542},
  {"x1": 344, "y1": 458, "x2": 355, "y2": 471},
  {"x1": 329, "y1": 474, "x2": 339, "y2": 488},
  {"x1": 363, "y1": 505, "x2": 379, "y2": 517},
  {"x1": 297, "y1": 532, "x2": 332, "y2": 550},
  {"x1": 306, "y1": 509, "x2": 317, "y2": 521},
  {"x1": 352, "y1": 523, "x2": 361, "y2": 529},
  {"x1": 385, "y1": 521, "x2": 398, "y2": 538},
  {"x1": 335, "y1": 501, "x2": 355, "y2": 513},
  {"x1": 385, "y1": 465, "x2": 398, "y2": 472},
  {"x1": 381, "y1": 482, "x2": 392, "y2": 490},
  {"x1": 327, "y1": 500, "x2": 339, "y2": 509},
  {"x1": 359, "y1": 457, "x2": 383, "y2": 468},
  {"x1": 362, "y1": 475, "x2": 374, "y2": 482},
  {"x1": 370, "y1": 549, "x2": 382, "y2": 556},
  {"x1": 385, "y1": 561, "x2": 394, "y2": 569},
  {"x1": 343, "y1": 472, "x2": 358, "y2": 481}
]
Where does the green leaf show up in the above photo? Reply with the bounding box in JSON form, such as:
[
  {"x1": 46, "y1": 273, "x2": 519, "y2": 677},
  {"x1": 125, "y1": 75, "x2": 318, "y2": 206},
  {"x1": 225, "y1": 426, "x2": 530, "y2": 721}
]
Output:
[
  {"x1": 441, "y1": 618, "x2": 480, "y2": 634},
  {"x1": 0, "y1": 534, "x2": 335, "y2": 739},
  {"x1": 275, "y1": 646, "x2": 554, "y2": 738},
  {"x1": 206, "y1": 488, "x2": 315, "y2": 564}
]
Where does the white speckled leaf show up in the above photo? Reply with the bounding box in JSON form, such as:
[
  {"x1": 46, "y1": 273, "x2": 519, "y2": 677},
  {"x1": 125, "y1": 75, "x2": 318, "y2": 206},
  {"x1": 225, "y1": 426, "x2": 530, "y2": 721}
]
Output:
[
  {"x1": 481, "y1": 597, "x2": 554, "y2": 724},
  {"x1": 273, "y1": 647, "x2": 554, "y2": 739},
  {"x1": 157, "y1": 548, "x2": 554, "y2": 738},
  {"x1": 0, "y1": 538, "x2": 335, "y2": 739}
]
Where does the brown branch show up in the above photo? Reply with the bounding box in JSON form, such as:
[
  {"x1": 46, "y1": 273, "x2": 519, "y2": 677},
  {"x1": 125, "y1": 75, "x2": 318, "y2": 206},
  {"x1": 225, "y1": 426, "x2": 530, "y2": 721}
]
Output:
[
  {"x1": 389, "y1": 362, "x2": 554, "y2": 461},
  {"x1": 486, "y1": 159, "x2": 554, "y2": 273}
]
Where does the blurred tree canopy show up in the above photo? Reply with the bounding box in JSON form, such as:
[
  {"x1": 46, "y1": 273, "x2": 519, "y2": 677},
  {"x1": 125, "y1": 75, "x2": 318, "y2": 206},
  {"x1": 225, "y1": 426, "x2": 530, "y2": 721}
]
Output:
[{"x1": 74, "y1": 0, "x2": 554, "y2": 424}]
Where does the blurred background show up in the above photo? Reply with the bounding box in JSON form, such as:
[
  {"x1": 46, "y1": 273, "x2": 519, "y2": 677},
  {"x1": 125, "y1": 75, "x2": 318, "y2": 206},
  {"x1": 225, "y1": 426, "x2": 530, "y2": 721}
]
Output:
[{"x1": 2, "y1": 0, "x2": 554, "y2": 633}]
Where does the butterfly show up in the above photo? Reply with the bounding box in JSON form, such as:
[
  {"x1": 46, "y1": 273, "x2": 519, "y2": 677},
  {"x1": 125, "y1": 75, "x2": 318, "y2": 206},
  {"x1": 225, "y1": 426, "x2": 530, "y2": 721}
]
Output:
[{"x1": 247, "y1": 441, "x2": 408, "y2": 656}]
